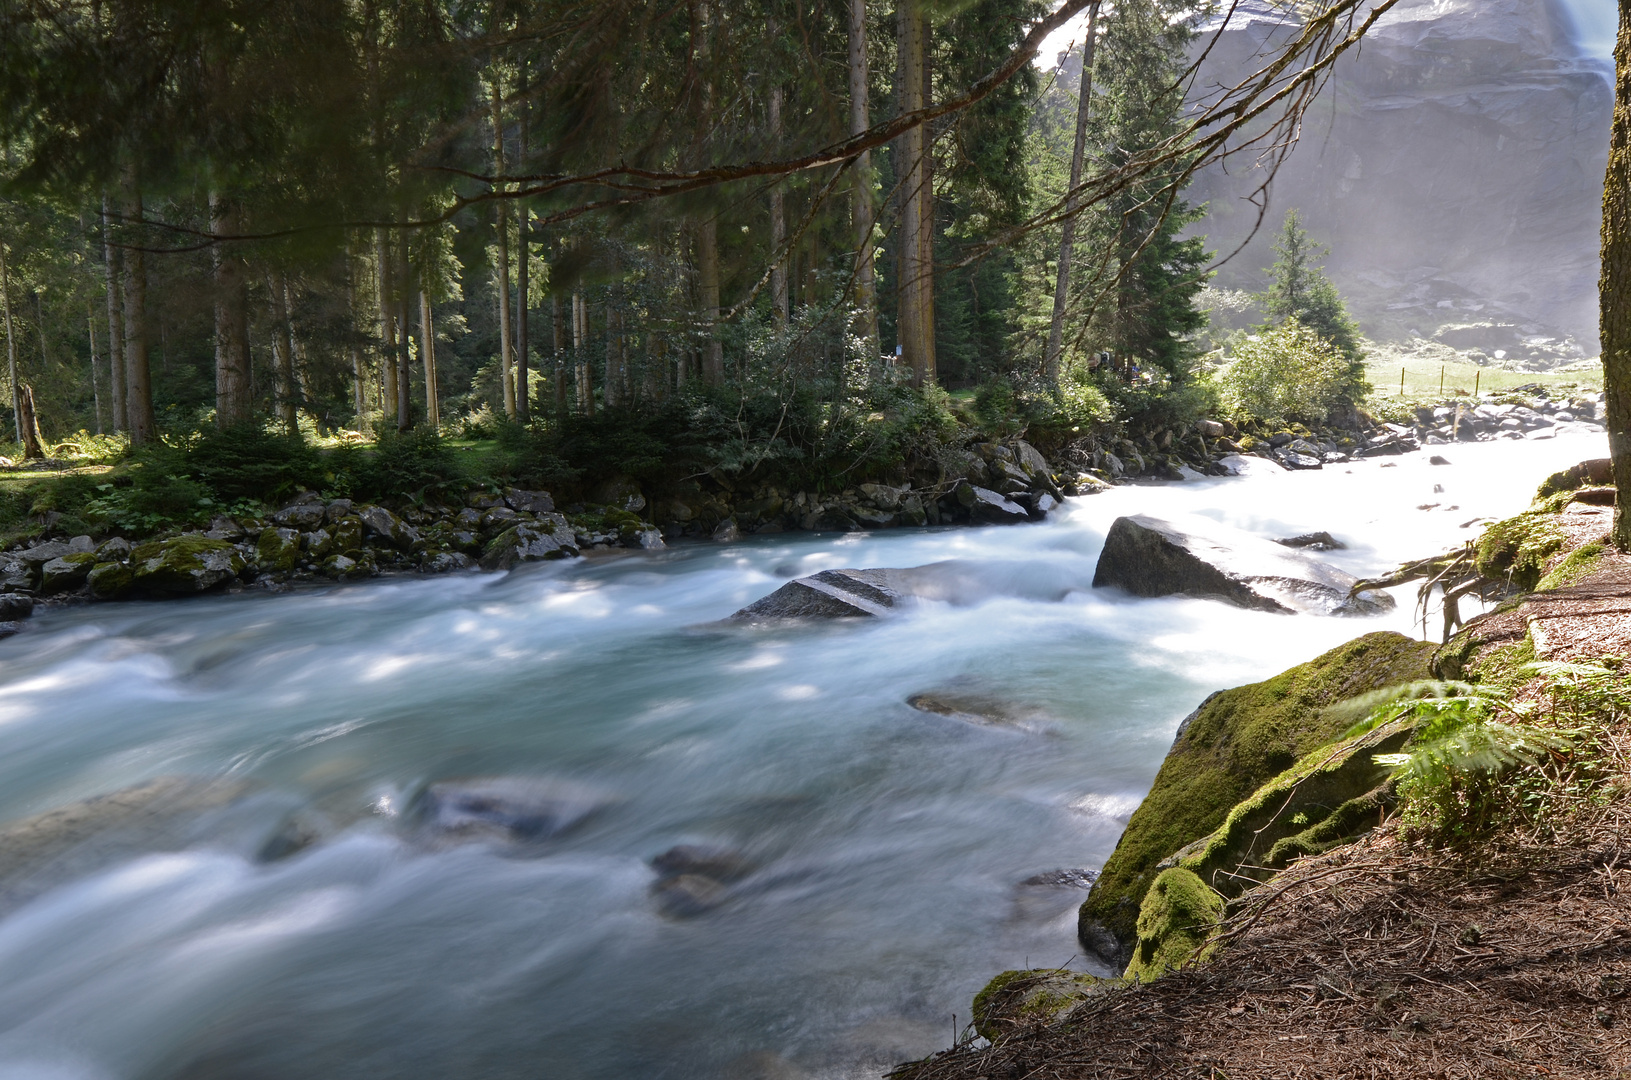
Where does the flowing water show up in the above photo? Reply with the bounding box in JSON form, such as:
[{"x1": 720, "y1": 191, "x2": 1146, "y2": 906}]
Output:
[{"x1": 0, "y1": 432, "x2": 1607, "y2": 1080}]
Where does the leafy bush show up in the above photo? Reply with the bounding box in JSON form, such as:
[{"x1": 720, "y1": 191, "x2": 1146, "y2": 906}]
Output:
[
  {"x1": 335, "y1": 427, "x2": 466, "y2": 502},
  {"x1": 1216, "y1": 319, "x2": 1351, "y2": 426}
]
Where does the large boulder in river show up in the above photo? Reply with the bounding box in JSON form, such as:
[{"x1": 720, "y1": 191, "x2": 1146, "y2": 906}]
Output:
[
  {"x1": 731, "y1": 568, "x2": 902, "y2": 620},
  {"x1": 1077, "y1": 631, "x2": 1437, "y2": 966},
  {"x1": 479, "y1": 514, "x2": 580, "y2": 570},
  {"x1": 1092, "y1": 514, "x2": 1393, "y2": 615}
]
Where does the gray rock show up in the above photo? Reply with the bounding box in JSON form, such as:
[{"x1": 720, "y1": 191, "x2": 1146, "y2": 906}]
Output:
[
  {"x1": 66, "y1": 535, "x2": 95, "y2": 554},
  {"x1": 0, "y1": 621, "x2": 20, "y2": 640},
  {"x1": 455, "y1": 507, "x2": 482, "y2": 529},
  {"x1": 257, "y1": 527, "x2": 301, "y2": 572},
  {"x1": 1429, "y1": 454, "x2": 1453, "y2": 466},
  {"x1": 206, "y1": 516, "x2": 246, "y2": 540},
  {"x1": 479, "y1": 515, "x2": 579, "y2": 571},
  {"x1": 480, "y1": 506, "x2": 519, "y2": 532},
  {"x1": 1195, "y1": 419, "x2": 1229, "y2": 438},
  {"x1": 712, "y1": 518, "x2": 741, "y2": 543},
  {"x1": 650, "y1": 844, "x2": 754, "y2": 882},
  {"x1": 1093, "y1": 514, "x2": 1394, "y2": 616},
  {"x1": 653, "y1": 873, "x2": 729, "y2": 917},
  {"x1": 0, "y1": 559, "x2": 34, "y2": 593},
  {"x1": 989, "y1": 458, "x2": 1033, "y2": 493},
  {"x1": 39, "y1": 555, "x2": 94, "y2": 595},
  {"x1": 967, "y1": 485, "x2": 1030, "y2": 523},
  {"x1": 271, "y1": 501, "x2": 326, "y2": 530},
  {"x1": 94, "y1": 537, "x2": 131, "y2": 562},
  {"x1": 303, "y1": 528, "x2": 335, "y2": 560},
  {"x1": 1278, "y1": 450, "x2": 1323, "y2": 470},
  {"x1": 731, "y1": 568, "x2": 902, "y2": 620},
  {"x1": 504, "y1": 488, "x2": 555, "y2": 514},
  {"x1": 1021, "y1": 868, "x2": 1098, "y2": 889},
  {"x1": 1032, "y1": 492, "x2": 1060, "y2": 517},
  {"x1": 857, "y1": 483, "x2": 904, "y2": 511},
  {"x1": 17, "y1": 542, "x2": 70, "y2": 567},
  {"x1": 0, "y1": 594, "x2": 33, "y2": 620},
  {"x1": 323, "y1": 553, "x2": 372, "y2": 580},
  {"x1": 358, "y1": 505, "x2": 418, "y2": 549},
  {"x1": 627, "y1": 528, "x2": 666, "y2": 550},
  {"x1": 86, "y1": 562, "x2": 134, "y2": 599},
  {"x1": 324, "y1": 499, "x2": 354, "y2": 522},
  {"x1": 426, "y1": 551, "x2": 476, "y2": 574},
  {"x1": 1013, "y1": 439, "x2": 1051, "y2": 480}
]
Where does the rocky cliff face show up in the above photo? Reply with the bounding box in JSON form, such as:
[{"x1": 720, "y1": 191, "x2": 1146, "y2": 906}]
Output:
[{"x1": 1190, "y1": 0, "x2": 1611, "y2": 362}]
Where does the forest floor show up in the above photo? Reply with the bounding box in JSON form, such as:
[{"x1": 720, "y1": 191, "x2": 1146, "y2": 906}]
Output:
[{"x1": 896, "y1": 507, "x2": 1631, "y2": 1080}]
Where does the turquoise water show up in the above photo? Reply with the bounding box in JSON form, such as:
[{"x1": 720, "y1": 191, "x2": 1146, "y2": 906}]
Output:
[{"x1": 0, "y1": 431, "x2": 1605, "y2": 1080}]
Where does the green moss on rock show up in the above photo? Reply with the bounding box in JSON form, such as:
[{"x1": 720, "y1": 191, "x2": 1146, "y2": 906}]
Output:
[
  {"x1": 130, "y1": 535, "x2": 245, "y2": 594},
  {"x1": 1078, "y1": 631, "x2": 1436, "y2": 956},
  {"x1": 86, "y1": 561, "x2": 134, "y2": 599},
  {"x1": 1473, "y1": 511, "x2": 1565, "y2": 591},
  {"x1": 1124, "y1": 868, "x2": 1223, "y2": 982},
  {"x1": 1536, "y1": 543, "x2": 1604, "y2": 592},
  {"x1": 971, "y1": 969, "x2": 1122, "y2": 1042}
]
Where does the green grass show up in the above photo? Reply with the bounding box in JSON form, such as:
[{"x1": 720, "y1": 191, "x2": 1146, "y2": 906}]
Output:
[{"x1": 1362, "y1": 356, "x2": 1601, "y2": 401}]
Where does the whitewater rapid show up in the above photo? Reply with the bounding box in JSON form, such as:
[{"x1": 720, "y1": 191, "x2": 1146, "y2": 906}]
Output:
[{"x1": 0, "y1": 430, "x2": 1607, "y2": 1080}]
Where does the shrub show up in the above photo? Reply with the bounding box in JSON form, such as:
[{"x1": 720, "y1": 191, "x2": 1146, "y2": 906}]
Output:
[{"x1": 1217, "y1": 319, "x2": 1351, "y2": 426}]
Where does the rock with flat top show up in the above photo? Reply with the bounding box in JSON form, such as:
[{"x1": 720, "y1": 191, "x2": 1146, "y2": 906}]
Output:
[
  {"x1": 731, "y1": 568, "x2": 902, "y2": 620},
  {"x1": 1093, "y1": 514, "x2": 1392, "y2": 616}
]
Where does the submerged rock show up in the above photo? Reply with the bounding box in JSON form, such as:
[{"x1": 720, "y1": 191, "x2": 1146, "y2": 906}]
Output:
[
  {"x1": 413, "y1": 777, "x2": 606, "y2": 842},
  {"x1": 650, "y1": 844, "x2": 754, "y2": 882},
  {"x1": 1092, "y1": 514, "x2": 1392, "y2": 615},
  {"x1": 1275, "y1": 530, "x2": 1346, "y2": 551},
  {"x1": 906, "y1": 691, "x2": 1050, "y2": 733},
  {"x1": 730, "y1": 568, "x2": 902, "y2": 620}
]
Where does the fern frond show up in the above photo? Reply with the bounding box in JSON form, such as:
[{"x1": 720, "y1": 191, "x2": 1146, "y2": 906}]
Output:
[{"x1": 1332, "y1": 680, "x2": 1479, "y2": 740}]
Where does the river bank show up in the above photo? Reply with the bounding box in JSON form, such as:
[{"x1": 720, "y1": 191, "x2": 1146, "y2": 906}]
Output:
[{"x1": 898, "y1": 462, "x2": 1631, "y2": 1078}]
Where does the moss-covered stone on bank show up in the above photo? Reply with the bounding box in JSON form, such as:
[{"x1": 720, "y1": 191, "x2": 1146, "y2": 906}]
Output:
[
  {"x1": 1078, "y1": 631, "x2": 1437, "y2": 957},
  {"x1": 1124, "y1": 867, "x2": 1223, "y2": 982}
]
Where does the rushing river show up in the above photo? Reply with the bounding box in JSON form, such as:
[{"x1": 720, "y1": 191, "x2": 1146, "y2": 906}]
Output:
[{"x1": 0, "y1": 431, "x2": 1608, "y2": 1080}]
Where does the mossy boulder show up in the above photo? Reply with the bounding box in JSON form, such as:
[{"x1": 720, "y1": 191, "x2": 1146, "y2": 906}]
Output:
[
  {"x1": 129, "y1": 536, "x2": 246, "y2": 594},
  {"x1": 1078, "y1": 631, "x2": 1436, "y2": 963},
  {"x1": 1123, "y1": 868, "x2": 1224, "y2": 982},
  {"x1": 86, "y1": 561, "x2": 135, "y2": 599},
  {"x1": 256, "y1": 527, "x2": 301, "y2": 572},
  {"x1": 971, "y1": 969, "x2": 1123, "y2": 1042},
  {"x1": 1164, "y1": 716, "x2": 1415, "y2": 898}
]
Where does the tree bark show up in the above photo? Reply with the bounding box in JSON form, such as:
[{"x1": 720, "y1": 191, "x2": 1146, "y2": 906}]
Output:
[
  {"x1": 395, "y1": 240, "x2": 411, "y2": 430},
  {"x1": 573, "y1": 289, "x2": 593, "y2": 415},
  {"x1": 420, "y1": 290, "x2": 439, "y2": 428},
  {"x1": 101, "y1": 197, "x2": 126, "y2": 435},
  {"x1": 16, "y1": 385, "x2": 44, "y2": 460},
  {"x1": 493, "y1": 78, "x2": 517, "y2": 419},
  {"x1": 269, "y1": 273, "x2": 297, "y2": 434},
  {"x1": 0, "y1": 243, "x2": 17, "y2": 445},
  {"x1": 770, "y1": 86, "x2": 789, "y2": 330},
  {"x1": 210, "y1": 191, "x2": 252, "y2": 425},
  {"x1": 552, "y1": 292, "x2": 567, "y2": 419},
  {"x1": 1611, "y1": 1, "x2": 1631, "y2": 547},
  {"x1": 376, "y1": 230, "x2": 397, "y2": 425},
  {"x1": 605, "y1": 298, "x2": 622, "y2": 409},
  {"x1": 849, "y1": 0, "x2": 878, "y2": 354},
  {"x1": 1044, "y1": 0, "x2": 1101, "y2": 382},
  {"x1": 122, "y1": 185, "x2": 155, "y2": 444},
  {"x1": 88, "y1": 307, "x2": 103, "y2": 435},
  {"x1": 516, "y1": 63, "x2": 532, "y2": 422},
  {"x1": 698, "y1": 218, "x2": 723, "y2": 384},
  {"x1": 347, "y1": 261, "x2": 367, "y2": 418},
  {"x1": 896, "y1": 0, "x2": 935, "y2": 386}
]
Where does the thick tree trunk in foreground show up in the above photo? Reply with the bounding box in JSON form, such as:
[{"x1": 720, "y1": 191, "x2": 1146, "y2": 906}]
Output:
[
  {"x1": 849, "y1": 0, "x2": 878, "y2": 354},
  {"x1": 210, "y1": 192, "x2": 252, "y2": 426},
  {"x1": 122, "y1": 187, "x2": 155, "y2": 445},
  {"x1": 1607, "y1": 0, "x2": 1631, "y2": 549},
  {"x1": 897, "y1": 0, "x2": 935, "y2": 386},
  {"x1": 1045, "y1": 0, "x2": 1101, "y2": 382}
]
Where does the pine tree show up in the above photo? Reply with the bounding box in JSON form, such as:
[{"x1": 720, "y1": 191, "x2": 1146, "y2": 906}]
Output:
[{"x1": 1258, "y1": 208, "x2": 1368, "y2": 410}]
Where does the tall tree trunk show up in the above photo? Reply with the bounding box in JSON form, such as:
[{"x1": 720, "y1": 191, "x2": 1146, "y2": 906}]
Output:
[
  {"x1": 15, "y1": 385, "x2": 43, "y2": 460},
  {"x1": 395, "y1": 240, "x2": 411, "y2": 430},
  {"x1": 516, "y1": 62, "x2": 532, "y2": 422},
  {"x1": 210, "y1": 191, "x2": 252, "y2": 425},
  {"x1": 88, "y1": 306, "x2": 104, "y2": 434},
  {"x1": 552, "y1": 292, "x2": 567, "y2": 420},
  {"x1": 770, "y1": 86, "x2": 789, "y2": 329},
  {"x1": 346, "y1": 261, "x2": 367, "y2": 418},
  {"x1": 492, "y1": 79, "x2": 517, "y2": 419},
  {"x1": 573, "y1": 289, "x2": 593, "y2": 415},
  {"x1": 916, "y1": 12, "x2": 936, "y2": 384},
  {"x1": 849, "y1": 0, "x2": 878, "y2": 354},
  {"x1": 375, "y1": 230, "x2": 397, "y2": 424},
  {"x1": 896, "y1": 0, "x2": 935, "y2": 386},
  {"x1": 420, "y1": 290, "x2": 439, "y2": 428},
  {"x1": 269, "y1": 273, "x2": 297, "y2": 434},
  {"x1": 122, "y1": 185, "x2": 155, "y2": 444},
  {"x1": 100, "y1": 197, "x2": 126, "y2": 434},
  {"x1": 698, "y1": 220, "x2": 723, "y2": 383},
  {"x1": 605, "y1": 298, "x2": 622, "y2": 409},
  {"x1": 0, "y1": 243, "x2": 17, "y2": 445},
  {"x1": 1606, "y1": 0, "x2": 1631, "y2": 549},
  {"x1": 1044, "y1": 0, "x2": 1102, "y2": 382}
]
